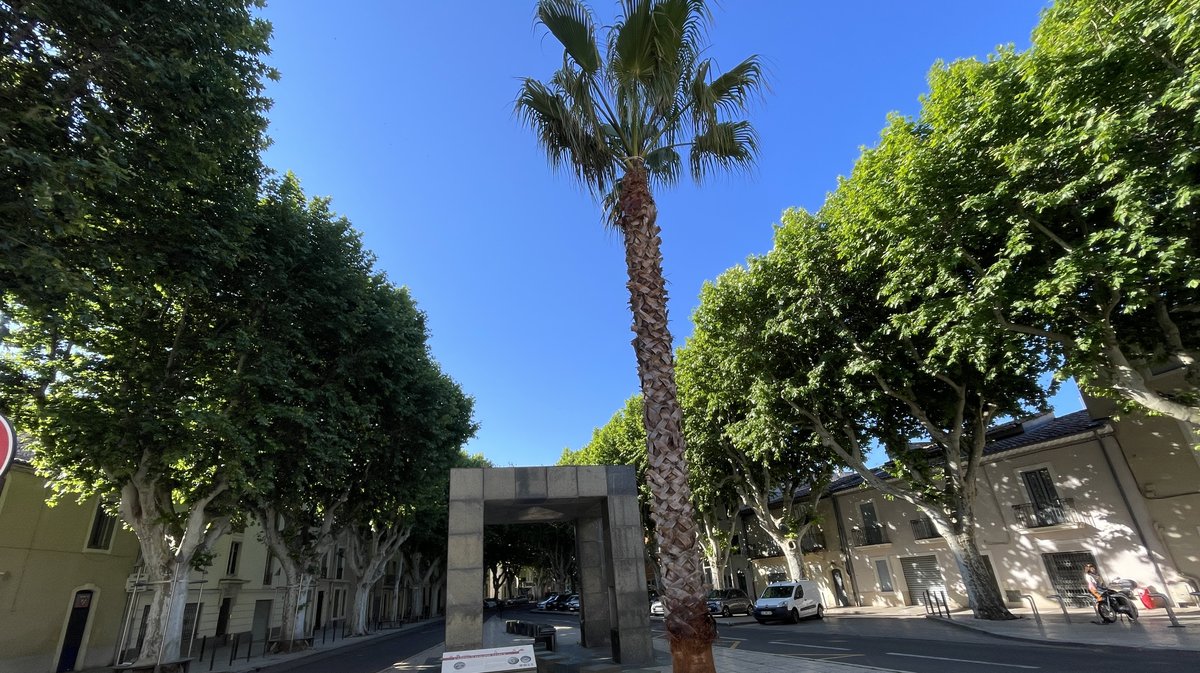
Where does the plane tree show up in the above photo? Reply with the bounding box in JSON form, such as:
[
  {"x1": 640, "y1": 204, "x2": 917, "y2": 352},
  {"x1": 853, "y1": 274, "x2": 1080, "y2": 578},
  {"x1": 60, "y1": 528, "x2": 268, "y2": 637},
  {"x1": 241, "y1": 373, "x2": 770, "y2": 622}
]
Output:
[
  {"x1": 698, "y1": 204, "x2": 1050, "y2": 620},
  {"x1": 858, "y1": 0, "x2": 1200, "y2": 429},
  {"x1": 679, "y1": 304, "x2": 838, "y2": 586}
]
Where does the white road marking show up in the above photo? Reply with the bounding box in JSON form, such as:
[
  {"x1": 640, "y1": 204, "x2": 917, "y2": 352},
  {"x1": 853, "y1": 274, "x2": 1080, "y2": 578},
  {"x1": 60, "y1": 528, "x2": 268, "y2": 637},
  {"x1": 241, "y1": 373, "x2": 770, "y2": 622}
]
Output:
[
  {"x1": 886, "y1": 652, "x2": 1040, "y2": 669},
  {"x1": 768, "y1": 641, "x2": 852, "y2": 651}
]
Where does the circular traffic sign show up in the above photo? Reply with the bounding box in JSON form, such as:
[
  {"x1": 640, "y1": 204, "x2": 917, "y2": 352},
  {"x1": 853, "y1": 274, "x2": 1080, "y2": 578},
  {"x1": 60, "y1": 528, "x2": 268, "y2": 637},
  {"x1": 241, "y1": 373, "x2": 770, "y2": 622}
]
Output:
[{"x1": 0, "y1": 413, "x2": 16, "y2": 479}]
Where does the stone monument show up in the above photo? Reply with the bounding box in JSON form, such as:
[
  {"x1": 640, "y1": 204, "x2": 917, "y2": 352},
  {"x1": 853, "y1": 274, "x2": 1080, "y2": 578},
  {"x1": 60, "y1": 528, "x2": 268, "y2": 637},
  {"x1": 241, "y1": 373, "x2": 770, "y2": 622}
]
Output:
[{"x1": 445, "y1": 465, "x2": 654, "y2": 665}]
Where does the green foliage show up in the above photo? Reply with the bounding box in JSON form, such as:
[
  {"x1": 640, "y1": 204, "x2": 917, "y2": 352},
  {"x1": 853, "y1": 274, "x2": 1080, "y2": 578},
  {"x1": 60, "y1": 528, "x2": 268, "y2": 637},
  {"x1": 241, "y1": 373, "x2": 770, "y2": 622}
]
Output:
[
  {"x1": 847, "y1": 0, "x2": 1200, "y2": 425},
  {"x1": 516, "y1": 0, "x2": 764, "y2": 221},
  {"x1": 0, "y1": 0, "x2": 274, "y2": 310}
]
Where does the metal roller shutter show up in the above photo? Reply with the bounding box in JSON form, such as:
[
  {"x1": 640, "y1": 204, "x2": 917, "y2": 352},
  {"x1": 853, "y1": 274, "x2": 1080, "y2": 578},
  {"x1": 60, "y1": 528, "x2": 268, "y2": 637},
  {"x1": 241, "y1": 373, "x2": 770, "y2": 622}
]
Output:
[{"x1": 900, "y1": 555, "x2": 945, "y2": 606}]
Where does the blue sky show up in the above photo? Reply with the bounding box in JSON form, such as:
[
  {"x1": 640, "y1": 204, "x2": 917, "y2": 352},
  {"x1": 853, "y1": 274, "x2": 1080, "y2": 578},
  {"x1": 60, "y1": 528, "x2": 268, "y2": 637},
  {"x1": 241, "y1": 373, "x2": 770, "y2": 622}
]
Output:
[{"x1": 258, "y1": 0, "x2": 1081, "y2": 467}]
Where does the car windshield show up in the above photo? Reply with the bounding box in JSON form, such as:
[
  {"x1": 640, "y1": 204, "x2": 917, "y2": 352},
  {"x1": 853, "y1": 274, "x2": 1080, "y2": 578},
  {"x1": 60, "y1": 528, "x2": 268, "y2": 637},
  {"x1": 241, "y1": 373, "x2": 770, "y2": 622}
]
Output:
[
  {"x1": 706, "y1": 590, "x2": 729, "y2": 599},
  {"x1": 761, "y1": 586, "x2": 793, "y2": 599}
]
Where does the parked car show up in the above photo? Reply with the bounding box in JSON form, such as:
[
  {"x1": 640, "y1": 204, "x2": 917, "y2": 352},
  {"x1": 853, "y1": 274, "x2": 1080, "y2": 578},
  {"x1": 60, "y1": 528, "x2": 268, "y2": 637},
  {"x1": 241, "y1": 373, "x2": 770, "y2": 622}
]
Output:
[
  {"x1": 565, "y1": 595, "x2": 581, "y2": 612},
  {"x1": 753, "y1": 580, "x2": 825, "y2": 623},
  {"x1": 505, "y1": 594, "x2": 531, "y2": 606},
  {"x1": 707, "y1": 588, "x2": 753, "y2": 617},
  {"x1": 483, "y1": 597, "x2": 501, "y2": 610},
  {"x1": 649, "y1": 598, "x2": 666, "y2": 616},
  {"x1": 545, "y1": 594, "x2": 575, "y2": 611},
  {"x1": 537, "y1": 594, "x2": 560, "y2": 610}
]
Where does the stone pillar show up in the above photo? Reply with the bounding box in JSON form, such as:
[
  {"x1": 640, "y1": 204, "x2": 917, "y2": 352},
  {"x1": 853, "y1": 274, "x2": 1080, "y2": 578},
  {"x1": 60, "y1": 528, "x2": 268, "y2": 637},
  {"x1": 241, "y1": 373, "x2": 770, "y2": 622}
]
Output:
[
  {"x1": 575, "y1": 513, "x2": 612, "y2": 647},
  {"x1": 445, "y1": 468, "x2": 485, "y2": 651},
  {"x1": 606, "y1": 466, "x2": 654, "y2": 665}
]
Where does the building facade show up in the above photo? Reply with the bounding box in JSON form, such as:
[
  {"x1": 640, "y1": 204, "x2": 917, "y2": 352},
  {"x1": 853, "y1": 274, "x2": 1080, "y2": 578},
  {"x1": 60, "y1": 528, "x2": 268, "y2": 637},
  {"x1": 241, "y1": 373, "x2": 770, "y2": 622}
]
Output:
[{"x1": 723, "y1": 404, "x2": 1199, "y2": 614}]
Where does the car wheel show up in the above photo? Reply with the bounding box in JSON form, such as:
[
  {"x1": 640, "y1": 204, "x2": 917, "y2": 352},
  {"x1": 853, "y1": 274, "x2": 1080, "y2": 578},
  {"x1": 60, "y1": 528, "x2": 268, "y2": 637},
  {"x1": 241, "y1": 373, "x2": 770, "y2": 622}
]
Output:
[
  {"x1": 790, "y1": 608, "x2": 800, "y2": 624},
  {"x1": 815, "y1": 605, "x2": 825, "y2": 620},
  {"x1": 721, "y1": 606, "x2": 731, "y2": 618}
]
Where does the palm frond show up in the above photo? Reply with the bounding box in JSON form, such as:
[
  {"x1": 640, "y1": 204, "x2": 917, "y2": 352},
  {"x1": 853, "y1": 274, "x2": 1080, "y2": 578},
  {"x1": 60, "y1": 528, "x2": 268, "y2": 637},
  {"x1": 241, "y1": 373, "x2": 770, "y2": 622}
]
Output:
[
  {"x1": 690, "y1": 55, "x2": 764, "y2": 132},
  {"x1": 689, "y1": 120, "x2": 758, "y2": 181},
  {"x1": 537, "y1": 0, "x2": 602, "y2": 74},
  {"x1": 645, "y1": 145, "x2": 682, "y2": 187},
  {"x1": 516, "y1": 78, "x2": 615, "y2": 190}
]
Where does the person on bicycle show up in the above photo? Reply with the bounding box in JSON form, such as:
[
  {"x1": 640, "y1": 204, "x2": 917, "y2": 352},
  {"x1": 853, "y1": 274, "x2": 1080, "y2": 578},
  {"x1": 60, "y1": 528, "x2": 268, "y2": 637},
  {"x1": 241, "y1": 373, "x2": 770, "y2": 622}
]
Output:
[{"x1": 1084, "y1": 563, "x2": 1104, "y2": 603}]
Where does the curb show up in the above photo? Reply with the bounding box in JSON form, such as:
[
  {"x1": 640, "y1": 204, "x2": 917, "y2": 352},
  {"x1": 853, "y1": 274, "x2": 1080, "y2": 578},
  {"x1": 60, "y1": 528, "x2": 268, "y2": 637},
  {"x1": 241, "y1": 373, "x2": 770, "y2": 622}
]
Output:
[{"x1": 926, "y1": 615, "x2": 1200, "y2": 655}]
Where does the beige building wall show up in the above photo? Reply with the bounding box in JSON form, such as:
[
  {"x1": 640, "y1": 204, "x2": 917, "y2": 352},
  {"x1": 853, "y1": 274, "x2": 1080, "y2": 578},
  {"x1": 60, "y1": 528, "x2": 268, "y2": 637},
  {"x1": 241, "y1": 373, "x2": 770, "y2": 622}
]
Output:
[
  {"x1": 0, "y1": 464, "x2": 140, "y2": 673},
  {"x1": 730, "y1": 409, "x2": 1199, "y2": 614}
]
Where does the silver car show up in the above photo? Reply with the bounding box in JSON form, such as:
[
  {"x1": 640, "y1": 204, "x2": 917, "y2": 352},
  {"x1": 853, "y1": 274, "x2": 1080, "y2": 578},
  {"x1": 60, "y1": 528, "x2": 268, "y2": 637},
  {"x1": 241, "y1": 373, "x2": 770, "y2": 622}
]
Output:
[{"x1": 707, "y1": 588, "x2": 753, "y2": 617}]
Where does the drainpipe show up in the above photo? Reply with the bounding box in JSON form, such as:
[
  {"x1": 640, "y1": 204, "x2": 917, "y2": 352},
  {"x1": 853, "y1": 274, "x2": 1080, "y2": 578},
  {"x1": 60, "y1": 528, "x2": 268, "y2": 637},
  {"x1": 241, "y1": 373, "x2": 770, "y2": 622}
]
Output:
[
  {"x1": 1096, "y1": 430, "x2": 1170, "y2": 593},
  {"x1": 831, "y1": 493, "x2": 861, "y2": 607}
]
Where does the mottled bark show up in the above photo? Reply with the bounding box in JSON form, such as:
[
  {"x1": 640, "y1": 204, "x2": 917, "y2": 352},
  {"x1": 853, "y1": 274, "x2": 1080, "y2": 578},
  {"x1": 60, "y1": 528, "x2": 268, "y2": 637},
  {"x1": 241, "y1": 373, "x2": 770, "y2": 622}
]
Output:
[
  {"x1": 119, "y1": 475, "x2": 230, "y2": 664},
  {"x1": 619, "y1": 160, "x2": 715, "y2": 671}
]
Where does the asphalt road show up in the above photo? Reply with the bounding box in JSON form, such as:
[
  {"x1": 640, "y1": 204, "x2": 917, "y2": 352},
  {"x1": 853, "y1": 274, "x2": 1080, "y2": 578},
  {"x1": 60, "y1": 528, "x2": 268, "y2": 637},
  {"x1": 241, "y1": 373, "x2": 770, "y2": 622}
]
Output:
[
  {"x1": 262, "y1": 608, "x2": 1197, "y2": 673},
  {"x1": 663, "y1": 614, "x2": 1199, "y2": 673},
  {"x1": 264, "y1": 620, "x2": 444, "y2": 673}
]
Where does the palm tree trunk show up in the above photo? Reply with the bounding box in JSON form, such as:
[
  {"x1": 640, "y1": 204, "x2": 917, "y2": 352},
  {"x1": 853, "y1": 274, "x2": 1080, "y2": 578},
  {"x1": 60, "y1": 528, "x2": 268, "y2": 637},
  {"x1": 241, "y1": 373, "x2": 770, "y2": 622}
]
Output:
[{"x1": 619, "y1": 160, "x2": 716, "y2": 672}]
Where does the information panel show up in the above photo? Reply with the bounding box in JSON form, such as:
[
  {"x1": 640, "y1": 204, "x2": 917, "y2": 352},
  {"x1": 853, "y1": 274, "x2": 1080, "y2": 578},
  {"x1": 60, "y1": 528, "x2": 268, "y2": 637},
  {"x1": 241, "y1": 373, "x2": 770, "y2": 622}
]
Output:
[{"x1": 440, "y1": 644, "x2": 537, "y2": 672}]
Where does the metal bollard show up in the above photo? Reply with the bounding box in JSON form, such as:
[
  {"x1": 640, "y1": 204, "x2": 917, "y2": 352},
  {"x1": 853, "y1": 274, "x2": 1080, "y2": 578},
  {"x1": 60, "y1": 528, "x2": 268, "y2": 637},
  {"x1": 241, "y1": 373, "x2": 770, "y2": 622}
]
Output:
[
  {"x1": 1046, "y1": 595, "x2": 1072, "y2": 624},
  {"x1": 1148, "y1": 592, "x2": 1185, "y2": 628},
  {"x1": 1019, "y1": 594, "x2": 1042, "y2": 625},
  {"x1": 939, "y1": 592, "x2": 951, "y2": 619},
  {"x1": 246, "y1": 633, "x2": 253, "y2": 662},
  {"x1": 229, "y1": 634, "x2": 239, "y2": 666}
]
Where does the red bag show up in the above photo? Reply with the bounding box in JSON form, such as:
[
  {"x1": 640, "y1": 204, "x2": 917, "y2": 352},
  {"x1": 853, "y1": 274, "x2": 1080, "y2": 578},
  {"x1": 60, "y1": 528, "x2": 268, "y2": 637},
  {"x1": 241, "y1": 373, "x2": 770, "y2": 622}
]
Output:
[{"x1": 1139, "y1": 587, "x2": 1165, "y2": 609}]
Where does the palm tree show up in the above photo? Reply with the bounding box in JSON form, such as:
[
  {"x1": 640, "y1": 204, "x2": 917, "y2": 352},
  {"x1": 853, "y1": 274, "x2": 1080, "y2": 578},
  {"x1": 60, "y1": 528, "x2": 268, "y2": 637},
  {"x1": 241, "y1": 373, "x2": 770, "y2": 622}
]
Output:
[{"x1": 516, "y1": 1, "x2": 762, "y2": 669}]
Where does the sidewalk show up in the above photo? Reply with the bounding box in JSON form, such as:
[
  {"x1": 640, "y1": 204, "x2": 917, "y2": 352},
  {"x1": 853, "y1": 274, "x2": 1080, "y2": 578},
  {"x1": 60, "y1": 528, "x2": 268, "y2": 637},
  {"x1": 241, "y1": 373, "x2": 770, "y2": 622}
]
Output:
[
  {"x1": 925, "y1": 604, "x2": 1200, "y2": 653},
  {"x1": 80, "y1": 619, "x2": 440, "y2": 673}
]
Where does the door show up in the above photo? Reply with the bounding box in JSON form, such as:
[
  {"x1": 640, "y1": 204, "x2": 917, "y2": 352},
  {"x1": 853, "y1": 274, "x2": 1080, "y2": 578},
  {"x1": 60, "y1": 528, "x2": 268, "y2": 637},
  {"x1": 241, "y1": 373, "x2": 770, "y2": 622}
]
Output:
[
  {"x1": 252, "y1": 600, "x2": 273, "y2": 642},
  {"x1": 56, "y1": 590, "x2": 93, "y2": 672},
  {"x1": 179, "y1": 602, "x2": 202, "y2": 657},
  {"x1": 215, "y1": 597, "x2": 233, "y2": 638},
  {"x1": 831, "y1": 569, "x2": 850, "y2": 607},
  {"x1": 900, "y1": 555, "x2": 945, "y2": 606},
  {"x1": 314, "y1": 591, "x2": 324, "y2": 630}
]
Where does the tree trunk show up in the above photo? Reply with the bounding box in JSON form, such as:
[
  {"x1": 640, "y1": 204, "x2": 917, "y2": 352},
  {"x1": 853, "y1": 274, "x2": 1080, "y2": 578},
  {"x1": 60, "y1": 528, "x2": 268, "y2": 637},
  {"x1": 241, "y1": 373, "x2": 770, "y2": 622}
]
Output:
[
  {"x1": 272, "y1": 559, "x2": 313, "y2": 650},
  {"x1": 119, "y1": 477, "x2": 229, "y2": 664},
  {"x1": 936, "y1": 521, "x2": 1014, "y2": 620},
  {"x1": 348, "y1": 581, "x2": 372, "y2": 636},
  {"x1": 619, "y1": 160, "x2": 715, "y2": 672}
]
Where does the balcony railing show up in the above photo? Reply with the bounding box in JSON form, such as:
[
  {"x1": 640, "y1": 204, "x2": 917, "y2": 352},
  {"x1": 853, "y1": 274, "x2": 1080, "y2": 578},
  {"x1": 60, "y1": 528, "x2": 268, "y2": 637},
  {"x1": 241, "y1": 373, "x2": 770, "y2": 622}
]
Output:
[
  {"x1": 910, "y1": 518, "x2": 941, "y2": 540},
  {"x1": 850, "y1": 525, "x2": 889, "y2": 546},
  {"x1": 1012, "y1": 498, "x2": 1083, "y2": 528}
]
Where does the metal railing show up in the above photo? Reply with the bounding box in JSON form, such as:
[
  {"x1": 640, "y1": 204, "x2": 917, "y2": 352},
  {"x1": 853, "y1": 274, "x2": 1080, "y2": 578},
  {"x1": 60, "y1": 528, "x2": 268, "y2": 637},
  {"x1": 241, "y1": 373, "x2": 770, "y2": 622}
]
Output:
[
  {"x1": 850, "y1": 525, "x2": 889, "y2": 547},
  {"x1": 1012, "y1": 498, "x2": 1083, "y2": 528}
]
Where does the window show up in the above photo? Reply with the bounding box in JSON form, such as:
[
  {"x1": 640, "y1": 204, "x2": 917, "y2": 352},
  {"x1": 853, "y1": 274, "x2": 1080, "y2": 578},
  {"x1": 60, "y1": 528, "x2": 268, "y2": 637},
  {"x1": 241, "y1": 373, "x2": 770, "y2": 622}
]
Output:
[
  {"x1": 226, "y1": 541, "x2": 242, "y2": 576},
  {"x1": 793, "y1": 585, "x2": 804, "y2": 599},
  {"x1": 858, "y1": 502, "x2": 887, "y2": 545},
  {"x1": 86, "y1": 501, "x2": 117, "y2": 550},
  {"x1": 875, "y1": 559, "x2": 894, "y2": 592},
  {"x1": 263, "y1": 552, "x2": 274, "y2": 585},
  {"x1": 1015, "y1": 467, "x2": 1075, "y2": 527}
]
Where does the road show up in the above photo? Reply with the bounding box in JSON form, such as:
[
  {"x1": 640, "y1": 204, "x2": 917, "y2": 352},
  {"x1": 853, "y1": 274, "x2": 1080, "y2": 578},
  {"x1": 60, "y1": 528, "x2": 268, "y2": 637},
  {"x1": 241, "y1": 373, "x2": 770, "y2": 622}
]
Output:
[
  {"x1": 264, "y1": 620, "x2": 444, "y2": 673},
  {"x1": 264, "y1": 608, "x2": 1197, "y2": 673},
  {"x1": 657, "y1": 613, "x2": 1198, "y2": 673}
]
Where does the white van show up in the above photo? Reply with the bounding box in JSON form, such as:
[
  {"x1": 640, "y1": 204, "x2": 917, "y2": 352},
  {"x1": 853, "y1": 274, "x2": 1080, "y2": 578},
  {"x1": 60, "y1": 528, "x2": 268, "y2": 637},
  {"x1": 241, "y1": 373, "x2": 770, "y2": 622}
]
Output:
[{"x1": 752, "y1": 580, "x2": 825, "y2": 623}]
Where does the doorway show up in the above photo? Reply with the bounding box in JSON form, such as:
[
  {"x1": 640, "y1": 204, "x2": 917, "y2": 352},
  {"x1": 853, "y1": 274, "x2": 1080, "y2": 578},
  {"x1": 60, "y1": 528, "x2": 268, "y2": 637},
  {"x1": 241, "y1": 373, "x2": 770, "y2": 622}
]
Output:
[
  {"x1": 251, "y1": 600, "x2": 273, "y2": 642},
  {"x1": 831, "y1": 569, "x2": 851, "y2": 607},
  {"x1": 56, "y1": 590, "x2": 94, "y2": 672}
]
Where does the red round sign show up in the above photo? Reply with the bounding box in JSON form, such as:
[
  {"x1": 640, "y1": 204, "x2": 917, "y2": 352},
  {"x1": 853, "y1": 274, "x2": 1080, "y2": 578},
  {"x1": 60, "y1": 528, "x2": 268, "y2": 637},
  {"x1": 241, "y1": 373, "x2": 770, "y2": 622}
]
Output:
[{"x1": 0, "y1": 413, "x2": 16, "y2": 479}]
